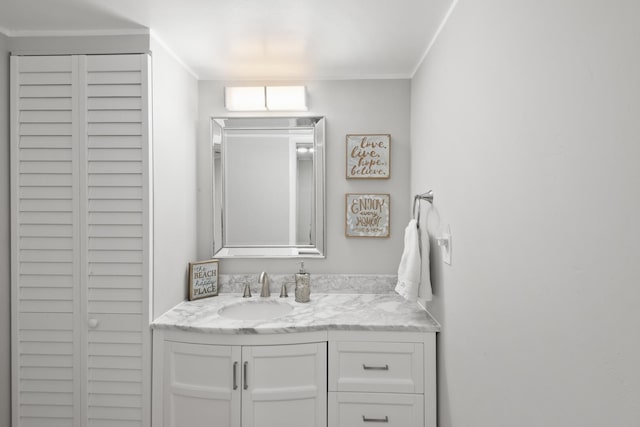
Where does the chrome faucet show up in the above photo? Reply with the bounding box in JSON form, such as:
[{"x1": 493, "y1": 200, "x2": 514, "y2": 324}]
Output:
[
  {"x1": 242, "y1": 282, "x2": 252, "y2": 298},
  {"x1": 259, "y1": 272, "x2": 270, "y2": 297}
]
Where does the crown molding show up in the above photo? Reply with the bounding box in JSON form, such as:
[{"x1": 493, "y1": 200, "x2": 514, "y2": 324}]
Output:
[
  {"x1": 150, "y1": 30, "x2": 199, "y2": 80},
  {"x1": 411, "y1": 0, "x2": 459, "y2": 78}
]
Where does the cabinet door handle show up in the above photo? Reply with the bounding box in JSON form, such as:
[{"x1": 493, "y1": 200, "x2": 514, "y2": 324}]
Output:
[
  {"x1": 362, "y1": 364, "x2": 389, "y2": 371},
  {"x1": 243, "y1": 361, "x2": 248, "y2": 390},
  {"x1": 362, "y1": 415, "x2": 389, "y2": 423},
  {"x1": 233, "y1": 362, "x2": 238, "y2": 390}
]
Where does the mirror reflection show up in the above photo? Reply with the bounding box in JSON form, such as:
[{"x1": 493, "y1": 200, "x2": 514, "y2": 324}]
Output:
[{"x1": 211, "y1": 117, "x2": 325, "y2": 258}]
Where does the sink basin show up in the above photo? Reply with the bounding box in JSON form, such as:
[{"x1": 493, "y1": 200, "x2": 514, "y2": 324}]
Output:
[{"x1": 218, "y1": 300, "x2": 294, "y2": 321}]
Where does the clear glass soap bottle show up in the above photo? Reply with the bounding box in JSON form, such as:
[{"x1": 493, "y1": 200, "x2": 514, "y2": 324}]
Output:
[{"x1": 295, "y1": 261, "x2": 310, "y2": 303}]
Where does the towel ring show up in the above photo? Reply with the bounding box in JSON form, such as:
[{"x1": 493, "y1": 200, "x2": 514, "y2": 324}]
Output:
[{"x1": 413, "y1": 190, "x2": 434, "y2": 229}]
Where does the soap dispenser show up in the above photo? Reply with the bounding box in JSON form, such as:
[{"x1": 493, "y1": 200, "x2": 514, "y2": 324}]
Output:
[{"x1": 295, "y1": 261, "x2": 311, "y2": 303}]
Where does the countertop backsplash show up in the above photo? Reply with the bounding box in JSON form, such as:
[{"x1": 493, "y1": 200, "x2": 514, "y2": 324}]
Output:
[{"x1": 217, "y1": 274, "x2": 397, "y2": 295}]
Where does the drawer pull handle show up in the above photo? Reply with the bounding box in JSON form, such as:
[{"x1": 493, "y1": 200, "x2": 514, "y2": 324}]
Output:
[
  {"x1": 243, "y1": 361, "x2": 249, "y2": 390},
  {"x1": 362, "y1": 415, "x2": 389, "y2": 423},
  {"x1": 362, "y1": 364, "x2": 389, "y2": 371},
  {"x1": 233, "y1": 362, "x2": 238, "y2": 390}
]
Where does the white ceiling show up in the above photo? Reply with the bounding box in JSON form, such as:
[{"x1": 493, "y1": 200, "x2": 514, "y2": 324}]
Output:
[{"x1": 0, "y1": 0, "x2": 455, "y2": 80}]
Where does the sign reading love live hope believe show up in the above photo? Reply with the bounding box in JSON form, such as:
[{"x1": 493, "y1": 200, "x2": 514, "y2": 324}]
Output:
[{"x1": 346, "y1": 134, "x2": 391, "y2": 179}]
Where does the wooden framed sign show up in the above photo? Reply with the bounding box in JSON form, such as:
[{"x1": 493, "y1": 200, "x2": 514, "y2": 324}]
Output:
[
  {"x1": 345, "y1": 193, "x2": 390, "y2": 238},
  {"x1": 346, "y1": 134, "x2": 391, "y2": 179},
  {"x1": 188, "y1": 260, "x2": 219, "y2": 300}
]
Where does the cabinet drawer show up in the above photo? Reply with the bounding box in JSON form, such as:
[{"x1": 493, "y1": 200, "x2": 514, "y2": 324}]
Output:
[
  {"x1": 329, "y1": 341, "x2": 423, "y2": 393},
  {"x1": 328, "y1": 392, "x2": 424, "y2": 427}
]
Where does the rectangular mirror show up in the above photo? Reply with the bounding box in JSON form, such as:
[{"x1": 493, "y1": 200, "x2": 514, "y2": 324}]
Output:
[{"x1": 211, "y1": 117, "x2": 325, "y2": 258}]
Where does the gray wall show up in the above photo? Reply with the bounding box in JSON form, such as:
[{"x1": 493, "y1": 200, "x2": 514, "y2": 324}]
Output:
[
  {"x1": 150, "y1": 37, "x2": 199, "y2": 318},
  {"x1": 411, "y1": 1, "x2": 640, "y2": 426},
  {"x1": 197, "y1": 79, "x2": 411, "y2": 274},
  {"x1": 0, "y1": 30, "x2": 10, "y2": 427}
]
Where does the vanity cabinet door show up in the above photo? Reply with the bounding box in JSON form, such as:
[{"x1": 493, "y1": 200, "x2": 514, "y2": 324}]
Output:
[
  {"x1": 241, "y1": 342, "x2": 327, "y2": 427},
  {"x1": 158, "y1": 340, "x2": 326, "y2": 427},
  {"x1": 163, "y1": 342, "x2": 241, "y2": 427}
]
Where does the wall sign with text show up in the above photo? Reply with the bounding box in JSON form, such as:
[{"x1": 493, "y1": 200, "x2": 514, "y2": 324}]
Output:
[
  {"x1": 345, "y1": 193, "x2": 390, "y2": 238},
  {"x1": 188, "y1": 260, "x2": 219, "y2": 300},
  {"x1": 346, "y1": 134, "x2": 391, "y2": 179}
]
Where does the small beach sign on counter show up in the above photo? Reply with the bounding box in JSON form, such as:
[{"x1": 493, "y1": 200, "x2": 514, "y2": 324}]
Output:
[{"x1": 188, "y1": 259, "x2": 219, "y2": 300}]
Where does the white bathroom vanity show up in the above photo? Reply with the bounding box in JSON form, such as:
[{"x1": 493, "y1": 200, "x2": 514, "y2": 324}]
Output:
[{"x1": 151, "y1": 294, "x2": 440, "y2": 427}]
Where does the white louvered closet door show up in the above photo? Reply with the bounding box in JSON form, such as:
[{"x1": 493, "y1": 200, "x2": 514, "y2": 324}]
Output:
[
  {"x1": 11, "y1": 54, "x2": 81, "y2": 427},
  {"x1": 11, "y1": 54, "x2": 151, "y2": 427}
]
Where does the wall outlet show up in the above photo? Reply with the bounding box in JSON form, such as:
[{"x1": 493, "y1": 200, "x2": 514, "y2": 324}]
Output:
[{"x1": 437, "y1": 225, "x2": 452, "y2": 265}]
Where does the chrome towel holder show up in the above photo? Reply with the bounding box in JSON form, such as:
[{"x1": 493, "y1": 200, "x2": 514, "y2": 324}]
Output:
[{"x1": 412, "y1": 190, "x2": 434, "y2": 229}]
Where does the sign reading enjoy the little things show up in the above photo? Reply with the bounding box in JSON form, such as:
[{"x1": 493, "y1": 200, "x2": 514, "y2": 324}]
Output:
[{"x1": 345, "y1": 193, "x2": 390, "y2": 238}]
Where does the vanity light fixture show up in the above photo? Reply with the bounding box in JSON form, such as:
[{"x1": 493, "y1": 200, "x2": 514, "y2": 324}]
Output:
[
  {"x1": 224, "y1": 85, "x2": 307, "y2": 111},
  {"x1": 224, "y1": 86, "x2": 267, "y2": 111},
  {"x1": 266, "y1": 86, "x2": 307, "y2": 111}
]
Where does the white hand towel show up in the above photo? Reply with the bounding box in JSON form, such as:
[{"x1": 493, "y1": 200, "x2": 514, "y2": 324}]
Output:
[{"x1": 395, "y1": 219, "x2": 422, "y2": 302}]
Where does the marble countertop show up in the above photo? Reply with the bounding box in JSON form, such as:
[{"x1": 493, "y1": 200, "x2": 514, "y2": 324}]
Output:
[{"x1": 151, "y1": 293, "x2": 441, "y2": 335}]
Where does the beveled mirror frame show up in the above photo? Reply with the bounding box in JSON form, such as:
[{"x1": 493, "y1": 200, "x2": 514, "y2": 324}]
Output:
[{"x1": 210, "y1": 116, "x2": 325, "y2": 258}]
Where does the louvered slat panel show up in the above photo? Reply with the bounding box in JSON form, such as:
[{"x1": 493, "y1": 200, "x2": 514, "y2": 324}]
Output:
[
  {"x1": 20, "y1": 174, "x2": 73, "y2": 186},
  {"x1": 85, "y1": 54, "x2": 148, "y2": 427},
  {"x1": 19, "y1": 212, "x2": 73, "y2": 225},
  {"x1": 19, "y1": 148, "x2": 72, "y2": 161},
  {"x1": 20, "y1": 187, "x2": 73, "y2": 199},
  {"x1": 89, "y1": 419, "x2": 141, "y2": 427},
  {"x1": 88, "y1": 301, "x2": 143, "y2": 314},
  {"x1": 88, "y1": 147, "x2": 142, "y2": 161},
  {"x1": 88, "y1": 275, "x2": 143, "y2": 288},
  {"x1": 86, "y1": 71, "x2": 142, "y2": 85},
  {"x1": 20, "y1": 330, "x2": 73, "y2": 342},
  {"x1": 20, "y1": 161, "x2": 72, "y2": 174},
  {"x1": 20, "y1": 135, "x2": 72, "y2": 148},
  {"x1": 21, "y1": 392, "x2": 74, "y2": 405},
  {"x1": 20, "y1": 98, "x2": 73, "y2": 111},
  {"x1": 19, "y1": 72, "x2": 73, "y2": 85},
  {"x1": 87, "y1": 85, "x2": 142, "y2": 98},
  {"x1": 21, "y1": 355, "x2": 73, "y2": 368},
  {"x1": 88, "y1": 186, "x2": 143, "y2": 199},
  {"x1": 19, "y1": 274, "x2": 73, "y2": 287},
  {"x1": 88, "y1": 110, "x2": 142, "y2": 123},
  {"x1": 89, "y1": 250, "x2": 143, "y2": 263},
  {"x1": 87, "y1": 98, "x2": 142, "y2": 111},
  {"x1": 89, "y1": 356, "x2": 142, "y2": 370},
  {"x1": 20, "y1": 85, "x2": 72, "y2": 98},
  {"x1": 20, "y1": 418, "x2": 73, "y2": 427},
  {"x1": 89, "y1": 212, "x2": 143, "y2": 225},
  {"x1": 20, "y1": 199, "x2": 73, "y2": 212},
  {"x1": 88, "y1": 331, "x2": 142, "y2": 344},
  {"x1": 88, "y1": 394, "x2": 142, "y2": 408},
  {"x1": 12, "y1": 55, "x2": 78, "y2": 427},
  {"x1": 20, "y1": 300, "x2": 73, "y2": 313},
  {"x1": 88, "y1": 238, "x2": 143, "y2": 251}
]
